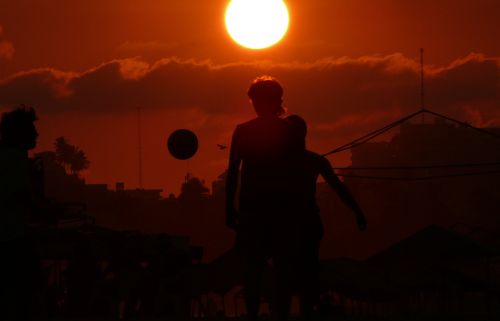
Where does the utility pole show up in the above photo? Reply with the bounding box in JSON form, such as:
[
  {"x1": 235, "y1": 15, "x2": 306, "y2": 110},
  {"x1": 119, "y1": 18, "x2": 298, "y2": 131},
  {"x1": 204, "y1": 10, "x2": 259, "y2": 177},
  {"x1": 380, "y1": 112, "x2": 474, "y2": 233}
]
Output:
[
  {"x1": 420, "y1": 48, "x2": 425, "y2": 124},
  {"x1": 137, "y1": 107, "x2": 143, "y2": 189}
]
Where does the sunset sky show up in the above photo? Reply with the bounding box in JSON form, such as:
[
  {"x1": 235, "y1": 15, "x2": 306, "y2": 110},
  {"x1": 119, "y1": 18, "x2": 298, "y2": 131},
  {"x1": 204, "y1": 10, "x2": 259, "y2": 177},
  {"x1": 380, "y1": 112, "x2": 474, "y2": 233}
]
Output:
[{"x1": 0, "y1": 0, "x2": 499, "y2": 194}]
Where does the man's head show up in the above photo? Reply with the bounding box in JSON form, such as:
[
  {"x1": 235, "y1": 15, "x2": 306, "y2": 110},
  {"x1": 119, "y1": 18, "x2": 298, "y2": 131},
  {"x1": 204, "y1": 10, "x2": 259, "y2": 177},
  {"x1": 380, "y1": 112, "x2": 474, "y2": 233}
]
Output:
[
  {"x1": 285, "y1": 114, "x2": 307, "y2": 150},
  {"x1": 0, "y1": 105, "x2": 39, "y2": 151},
  {"x1": 248, "y1": 76, "x2": 284, "y2": 117}
]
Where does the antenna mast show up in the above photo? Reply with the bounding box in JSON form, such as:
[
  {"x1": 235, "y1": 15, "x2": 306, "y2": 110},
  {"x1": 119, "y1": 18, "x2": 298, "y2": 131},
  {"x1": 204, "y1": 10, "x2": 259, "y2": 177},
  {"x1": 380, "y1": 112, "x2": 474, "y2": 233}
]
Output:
[
  {"x1": 420, "y1": 48, "x2": 425, "y2": 124},
  {"x1": 137, "y1": 107, "x2": 143, "y2": 189}
]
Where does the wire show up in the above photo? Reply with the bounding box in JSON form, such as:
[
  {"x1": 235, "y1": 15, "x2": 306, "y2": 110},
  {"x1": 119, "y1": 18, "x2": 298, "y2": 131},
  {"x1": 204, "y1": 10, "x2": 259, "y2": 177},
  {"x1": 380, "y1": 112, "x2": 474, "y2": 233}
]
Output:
[
  {"x1": 333, "y1": 161, "x2": 500, "y2": 171},
  {"x1": 337, "y1": 169, "x2": 500, "y2": 181},
  {"x1": 424, "y1": 109, "x2": 500, "y2": 139},
  {"x1": 322, "y1": 109, "x2": 500, "y2": 157},
  {"x1": 322, "y1": 110, "x2": 424, "y2": 157}
]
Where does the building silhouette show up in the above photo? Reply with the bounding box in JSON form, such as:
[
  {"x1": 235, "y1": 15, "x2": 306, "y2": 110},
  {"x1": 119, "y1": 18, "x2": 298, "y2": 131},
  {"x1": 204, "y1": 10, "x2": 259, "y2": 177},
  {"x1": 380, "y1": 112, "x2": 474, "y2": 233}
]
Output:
[{"x1": 319, "y1": 115, "x2": 500, "y2": 259}]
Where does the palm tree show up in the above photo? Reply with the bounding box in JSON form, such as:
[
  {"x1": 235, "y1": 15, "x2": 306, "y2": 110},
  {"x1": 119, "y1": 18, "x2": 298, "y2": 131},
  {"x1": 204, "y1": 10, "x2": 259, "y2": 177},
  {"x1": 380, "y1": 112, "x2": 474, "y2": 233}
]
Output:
[
  {"x1": 54, "y1": 136, "x2": 90, "y2": 176},
  {"x1": 69, "y1": 149, "x2": 90, "y2": 175}
]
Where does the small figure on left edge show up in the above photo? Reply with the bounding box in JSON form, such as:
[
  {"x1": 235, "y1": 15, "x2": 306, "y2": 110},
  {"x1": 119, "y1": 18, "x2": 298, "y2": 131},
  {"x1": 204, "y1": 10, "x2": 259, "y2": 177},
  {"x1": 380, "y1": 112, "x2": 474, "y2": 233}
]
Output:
[{"x1": 0, "y1": 105, "x2": 39, "y2": 321}]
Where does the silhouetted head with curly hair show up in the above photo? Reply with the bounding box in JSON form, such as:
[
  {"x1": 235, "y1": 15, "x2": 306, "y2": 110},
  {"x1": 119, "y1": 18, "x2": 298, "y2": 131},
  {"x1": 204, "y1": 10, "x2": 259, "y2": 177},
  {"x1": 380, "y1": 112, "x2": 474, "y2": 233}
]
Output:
[
  {"x1": 285, "y1": 114, "x2": 307, "y2": 150},
  {"x1": 247, "y1": 76, "x2": 285, "y2": 117},
  {"x1": 0, "y1": 105, "x2": 39, "y2": 151}
]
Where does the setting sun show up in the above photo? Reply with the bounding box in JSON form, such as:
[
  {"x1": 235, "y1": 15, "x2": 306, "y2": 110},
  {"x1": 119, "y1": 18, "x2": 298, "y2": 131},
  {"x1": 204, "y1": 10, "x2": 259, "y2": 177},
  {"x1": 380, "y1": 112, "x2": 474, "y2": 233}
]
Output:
[{"x1": 225, "y1": 0, "x2": 289, "y2": 50}]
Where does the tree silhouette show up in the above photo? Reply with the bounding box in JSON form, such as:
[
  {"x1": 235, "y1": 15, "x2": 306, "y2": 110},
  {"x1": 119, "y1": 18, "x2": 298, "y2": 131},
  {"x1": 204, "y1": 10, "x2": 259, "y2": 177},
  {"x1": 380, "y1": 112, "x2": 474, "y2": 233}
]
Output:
[
  {"x1": 69, "y1": 149, "x2": 90, "y2": 175},
  {"x1": 179, "y1": 174, "x2": 210, "y2": 201},
  {"x1": 55, "y1": 137, "x2": 73, "y2": 171},
  {"x1": 54, "y1": 136, "x2": 90, "y2": 176}
]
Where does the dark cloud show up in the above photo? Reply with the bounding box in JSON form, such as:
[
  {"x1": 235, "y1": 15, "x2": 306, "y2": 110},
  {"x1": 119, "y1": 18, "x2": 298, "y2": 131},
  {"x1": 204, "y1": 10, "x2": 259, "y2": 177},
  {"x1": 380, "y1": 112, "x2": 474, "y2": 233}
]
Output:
[
  {"x1": 0, "y1": 53, "x2": 498, "y2": 128},
  {"x1": 0, "y1": 68, "x2": 72, "y2": 109},
  {"x1": 2, "y1": 53, "x2": 496, "y2": 194},
  {"x1": 0, "y1": 24, "x2": 14, "y2": 60}
]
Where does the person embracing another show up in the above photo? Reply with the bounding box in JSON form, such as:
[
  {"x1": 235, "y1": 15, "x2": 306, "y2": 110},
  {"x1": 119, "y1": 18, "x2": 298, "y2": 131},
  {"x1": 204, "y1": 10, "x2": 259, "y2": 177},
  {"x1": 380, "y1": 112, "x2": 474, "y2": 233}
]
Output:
[
  {"x1": 284, "y1": 114, "x2": 367, "y2": 320},
  {"x1": 225, "y1": 76, "x2": 294, "y2": 321}
]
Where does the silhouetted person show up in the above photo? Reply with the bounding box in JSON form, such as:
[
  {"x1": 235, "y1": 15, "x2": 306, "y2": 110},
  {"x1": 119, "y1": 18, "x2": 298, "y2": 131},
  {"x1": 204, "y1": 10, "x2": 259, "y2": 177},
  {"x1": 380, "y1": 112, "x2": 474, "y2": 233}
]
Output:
[
  {"x1": 0, "y1": 106, "x2": 39, "y2": 321},
  {"x1": 115, "y1": 253, "x2": 144, "y2": 320},
  {"x1": 65, "y1": 243, "x2": 100, "y2": 317},
  {"x1": 285, "y1": 114, "x2": 366, "y2": 320},
  {"x1": 226, "y1": 76, "x2": 293, "y2": 321}
]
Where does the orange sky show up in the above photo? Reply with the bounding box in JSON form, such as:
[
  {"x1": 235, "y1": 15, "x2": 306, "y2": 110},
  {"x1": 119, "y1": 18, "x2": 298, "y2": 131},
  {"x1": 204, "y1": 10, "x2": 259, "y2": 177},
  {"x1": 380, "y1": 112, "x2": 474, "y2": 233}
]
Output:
[{"x1": 0, "y1": 0, "x2": 499, "y2": 194}]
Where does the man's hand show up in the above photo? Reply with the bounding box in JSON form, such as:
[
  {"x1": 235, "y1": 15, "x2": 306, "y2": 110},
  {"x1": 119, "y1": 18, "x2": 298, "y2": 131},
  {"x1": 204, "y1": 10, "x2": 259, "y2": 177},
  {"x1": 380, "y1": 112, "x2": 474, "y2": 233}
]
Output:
[
  {"x1": 356, "y1": 213, "x2": 367, "y2": 231},
  {"x1": 226, "y1": 206, "x2": 240, "y2": 231}
]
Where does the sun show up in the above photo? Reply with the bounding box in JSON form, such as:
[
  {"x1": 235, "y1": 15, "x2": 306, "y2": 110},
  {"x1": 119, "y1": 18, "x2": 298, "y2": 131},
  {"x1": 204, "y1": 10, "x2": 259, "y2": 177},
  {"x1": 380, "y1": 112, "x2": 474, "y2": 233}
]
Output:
[{"x1": 225, "y1": 0, "x2": 289, "y2": 50}]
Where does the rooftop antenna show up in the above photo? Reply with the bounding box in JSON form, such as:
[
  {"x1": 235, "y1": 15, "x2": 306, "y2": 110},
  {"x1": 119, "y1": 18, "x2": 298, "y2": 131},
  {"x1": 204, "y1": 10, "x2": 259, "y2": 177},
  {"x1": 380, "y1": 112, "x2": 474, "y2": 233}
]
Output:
[
  {"x1": 137, "y1": 107, "x2": 143, "y2": 189},
  {"x1": 420, "y1": 48, "x2": 425, "y2": 124}
]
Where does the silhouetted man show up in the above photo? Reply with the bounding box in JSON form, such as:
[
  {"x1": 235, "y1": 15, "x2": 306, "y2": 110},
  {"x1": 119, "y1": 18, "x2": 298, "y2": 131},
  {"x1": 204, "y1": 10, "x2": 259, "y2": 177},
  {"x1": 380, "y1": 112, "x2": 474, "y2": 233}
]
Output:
[
  {"x1": 0, "y1": 106, "x2": 39, "y2": 321},
  {"x1": 226, "y1": 76, "x2": 293, "y2": 321},
  {"x1": 285, "y1": 114, "x2": 366, "y2": 320}
]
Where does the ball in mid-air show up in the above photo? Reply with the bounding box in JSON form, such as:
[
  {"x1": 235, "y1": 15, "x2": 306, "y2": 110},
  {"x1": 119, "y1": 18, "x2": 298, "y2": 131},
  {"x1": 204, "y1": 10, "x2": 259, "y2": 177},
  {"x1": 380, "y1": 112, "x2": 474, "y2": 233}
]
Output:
[{"x1": 167, "y1": 129, "x2": 199, "y2": 160}]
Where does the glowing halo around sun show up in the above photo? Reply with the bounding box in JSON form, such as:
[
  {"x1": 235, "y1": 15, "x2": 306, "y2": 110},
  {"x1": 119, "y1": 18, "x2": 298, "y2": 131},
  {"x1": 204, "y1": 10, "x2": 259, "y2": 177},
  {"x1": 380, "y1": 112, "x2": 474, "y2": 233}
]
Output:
[{"x1": 225, "y1": 0, "x2": 290, "y2": 50}]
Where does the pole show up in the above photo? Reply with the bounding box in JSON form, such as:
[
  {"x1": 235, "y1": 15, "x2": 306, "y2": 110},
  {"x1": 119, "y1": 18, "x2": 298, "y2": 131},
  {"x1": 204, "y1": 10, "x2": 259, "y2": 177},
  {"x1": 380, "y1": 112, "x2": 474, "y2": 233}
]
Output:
[
  {"x1": 420, "y1": 48, "x2": 425, "y2": 124},
  {"x1": 138, "y1": 107, "x2": 143, "y2": 189}
]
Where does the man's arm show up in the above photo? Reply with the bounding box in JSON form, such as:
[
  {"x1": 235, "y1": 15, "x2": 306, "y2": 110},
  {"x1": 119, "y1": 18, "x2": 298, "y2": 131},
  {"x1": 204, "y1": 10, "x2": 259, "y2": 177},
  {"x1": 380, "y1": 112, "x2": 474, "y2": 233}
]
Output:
[
  {"x1": 319, "y1": 157, "x2": 367, "y2": 231},
  {"x1": 225, "y1": 127, "x2": 242, "y2": 230}
]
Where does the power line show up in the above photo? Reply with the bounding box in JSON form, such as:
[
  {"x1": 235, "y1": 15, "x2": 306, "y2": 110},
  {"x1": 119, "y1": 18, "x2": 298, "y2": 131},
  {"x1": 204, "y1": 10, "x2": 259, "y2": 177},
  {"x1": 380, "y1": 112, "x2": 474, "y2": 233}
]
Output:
[
  {"x1": 322, "y1": 109, "x2": 425, "y2": 156},
  {"x1": 337, "y1": 169, "x2": 500, "y2": 181},
  {"x1": 333, "y1": 161, "x2": 500, "y2": 171},
  {"x1": 424, "y1": 109, "x2": 500, "y2": 139},
  {"x1": 322, "y1": 109, "x2": 500, "y2": 157}
]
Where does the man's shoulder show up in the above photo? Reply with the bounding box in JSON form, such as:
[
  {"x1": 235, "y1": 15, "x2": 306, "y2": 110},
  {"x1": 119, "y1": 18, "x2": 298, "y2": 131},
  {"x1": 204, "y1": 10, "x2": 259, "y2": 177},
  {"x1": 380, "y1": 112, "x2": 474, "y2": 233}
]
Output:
[
  {"x1": 237, "y1": 117, "x2": 288, "y2": 131},
  {"x1": 236, "y1": 118, "x2": 259, "y2": 130},
  {"x1": 236, "y1": 117, "x2": 259, "y2": 127},
  {"x1": 305, "y1": 150, "x2": 330, "y2": 164}
]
